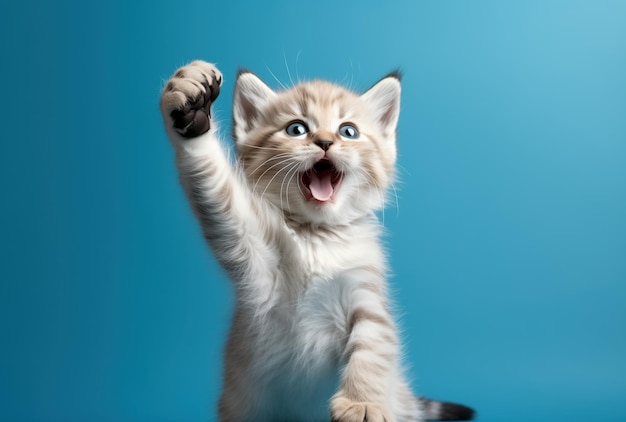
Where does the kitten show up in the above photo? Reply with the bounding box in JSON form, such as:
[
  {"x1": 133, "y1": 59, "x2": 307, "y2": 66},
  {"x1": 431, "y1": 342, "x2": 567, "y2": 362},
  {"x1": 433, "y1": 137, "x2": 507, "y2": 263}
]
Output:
[{"x1": 160, "y1": 60, "x2": 475, "y2": 422}]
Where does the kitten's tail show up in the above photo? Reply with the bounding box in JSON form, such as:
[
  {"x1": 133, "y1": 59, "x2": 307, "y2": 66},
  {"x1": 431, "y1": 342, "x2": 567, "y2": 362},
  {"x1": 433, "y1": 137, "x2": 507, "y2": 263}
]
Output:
[{"x1": 418, "y1": 397, "x2": 476, "y2": 420}]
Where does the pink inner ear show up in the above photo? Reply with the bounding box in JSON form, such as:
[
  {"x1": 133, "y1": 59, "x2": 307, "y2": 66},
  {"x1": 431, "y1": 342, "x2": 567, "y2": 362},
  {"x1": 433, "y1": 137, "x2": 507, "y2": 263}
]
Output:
[
  {"x1": 238, "y1": 92, "x2": 258, "y2": 123},
  {"x1": 233, "y1": 72, "x2": 277, "y2": 143},
  {"x1": 360, "y1": 77, "x2": 401, "y2": 133},
  {"x1": 308, "y1": 171, "x2": 334, "y2": 201}
]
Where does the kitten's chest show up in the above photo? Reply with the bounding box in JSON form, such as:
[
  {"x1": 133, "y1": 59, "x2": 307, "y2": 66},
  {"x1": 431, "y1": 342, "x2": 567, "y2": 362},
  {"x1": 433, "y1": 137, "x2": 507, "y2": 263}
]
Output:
[
  {"x1": 282, "y1": 227, "x2": 385, "y2": 361},
  {"x1": 252, "y1": 225, "x2": 387, "y2": 412},
  {"x1": 289, "y1": 224, "x2": 383, "y2": 280}
]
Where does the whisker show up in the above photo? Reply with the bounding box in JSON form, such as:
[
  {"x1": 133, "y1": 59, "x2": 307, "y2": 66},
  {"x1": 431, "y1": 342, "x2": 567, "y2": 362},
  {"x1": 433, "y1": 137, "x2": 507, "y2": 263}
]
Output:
[
  {"x1": 349, "y1": 168, "x2": 387, "y2": 219},
  {"x1": 265, "y1": 64, "x2": 288, "y2": 90},
  {"x1": 285, "y1": 171, "x2": 295, "y2": 214},
  {"x1": 281, "y1": 162, "x2": 301, "y2": 213},
  {"x1": 288, "y1": 161, "x2": 307, "y2": 214},
  {"x1": 389, "y1": 181, "x2": 400, "y2": 216},
  {"x1": 354, "y1": 171, "x2": 385, "y2": 223},
  {"x1": 243, "y1": 144, "x2": 286, "y2": 152},
  {"x1": 345, "y1": 167, "x2": 362, "y2": 206},
  {"x1": 295, "y1": 49, "x2": 303, "y2": 84},
  {"x1": 280, "y1": 163, "x2": 298, "y2": 212},
  {"x1": 348, "y1": 57, "x2": 354, "y2": 91},
  {"x1": 396, "y1": 162, "x2": 412, "y2": 178},
  {"x1": 252, "y1": 156, "x2": 295, "y2": 194},
  {"x1": 248, "y1": 153, "x2": 293, "y2": 177},
  {"x1": 339, "y1": 68, "x2": 351, "y2": 87},
  {"x1": 279, "y1": 161, "x2": 297, "y2": 211},
  {"x1": 261, "y1": 159, "x2": 298, "y2": 199},
  {"x1": 283, "y1": 50, "x2": 295, "y2": 87}
]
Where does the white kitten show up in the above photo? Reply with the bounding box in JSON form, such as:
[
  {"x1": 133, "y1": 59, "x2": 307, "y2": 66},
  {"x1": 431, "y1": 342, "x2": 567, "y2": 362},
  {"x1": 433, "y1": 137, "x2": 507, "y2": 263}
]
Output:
[{"x1": 160, "y1": 60, "x2": 474, "y2": 422}]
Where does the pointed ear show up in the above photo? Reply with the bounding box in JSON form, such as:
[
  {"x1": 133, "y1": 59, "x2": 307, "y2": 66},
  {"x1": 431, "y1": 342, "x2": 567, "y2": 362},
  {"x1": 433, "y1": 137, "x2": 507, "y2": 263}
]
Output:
[
  {"x1": 360, "y1": 71, "x2": 402, "y2": 135},
  {"x1": 232, "y1": 70, "x2": 276, "y2": 143}
]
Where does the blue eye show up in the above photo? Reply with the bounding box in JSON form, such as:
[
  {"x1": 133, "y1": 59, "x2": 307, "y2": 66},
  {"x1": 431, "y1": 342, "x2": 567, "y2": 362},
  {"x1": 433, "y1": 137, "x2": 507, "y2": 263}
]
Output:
[
  {"x1": 339, "y1": 124, "x2": 359, "y2": 139},
  {"x1": 286, "y1": 121, "x2": 309, "y2": 137}
]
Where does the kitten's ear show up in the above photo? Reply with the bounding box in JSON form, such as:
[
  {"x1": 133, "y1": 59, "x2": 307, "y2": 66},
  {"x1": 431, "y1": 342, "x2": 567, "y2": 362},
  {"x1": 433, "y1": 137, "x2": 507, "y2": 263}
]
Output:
[
  {"x1": 232, "y1": 70, "x2": 276, "y2": 143},
  {"x1": 361, "y1": 71, "x2": 402, "y2": 135}
]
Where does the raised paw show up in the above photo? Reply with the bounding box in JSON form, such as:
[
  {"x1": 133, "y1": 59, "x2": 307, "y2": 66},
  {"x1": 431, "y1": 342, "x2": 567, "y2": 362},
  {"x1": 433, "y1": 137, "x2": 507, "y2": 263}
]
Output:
[
  {"x1": 331, "y1": 396, "x2": 392, "y2": 422},
  {"x1": 160, "y1": 60, "x2": 223, "y2": 139}
]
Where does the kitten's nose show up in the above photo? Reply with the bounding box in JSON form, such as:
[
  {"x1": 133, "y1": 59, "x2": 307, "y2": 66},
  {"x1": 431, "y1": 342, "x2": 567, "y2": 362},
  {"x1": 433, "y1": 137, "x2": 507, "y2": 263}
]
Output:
[{"x1": 314, "y1": 139, "x2": 333, "y2": 151}]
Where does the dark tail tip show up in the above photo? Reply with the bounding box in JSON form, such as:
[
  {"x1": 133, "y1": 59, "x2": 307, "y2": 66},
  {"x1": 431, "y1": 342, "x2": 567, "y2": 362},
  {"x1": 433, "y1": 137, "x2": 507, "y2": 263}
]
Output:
[
  {"x1": 421, "y1": 398, "x2": 476, "y2": 421},
  {"x1": 437, "y1": 401, "x2": 475, "y2": 420}
]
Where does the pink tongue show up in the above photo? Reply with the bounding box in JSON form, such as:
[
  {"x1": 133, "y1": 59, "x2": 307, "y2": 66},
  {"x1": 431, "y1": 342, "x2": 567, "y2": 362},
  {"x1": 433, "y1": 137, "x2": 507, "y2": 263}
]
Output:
[{"x1": 309, "y1": 171, "x2": 334, "y2": 201}]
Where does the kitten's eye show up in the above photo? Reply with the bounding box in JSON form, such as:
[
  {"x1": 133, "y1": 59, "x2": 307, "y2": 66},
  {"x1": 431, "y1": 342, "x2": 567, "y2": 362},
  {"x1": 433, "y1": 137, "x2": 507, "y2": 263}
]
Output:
[
  {"x1": 339, "y1": 124, "x2": 359, "y2": 139},
  {"x1": 285, "y1": 121, "x2": 309, "y2": 137}
]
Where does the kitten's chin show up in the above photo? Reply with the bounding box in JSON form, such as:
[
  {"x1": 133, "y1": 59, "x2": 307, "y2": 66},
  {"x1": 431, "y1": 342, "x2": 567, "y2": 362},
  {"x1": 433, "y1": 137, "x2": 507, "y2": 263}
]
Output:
[{"x1": 300, "y1": 159, "x2": 343, "y2": 203}]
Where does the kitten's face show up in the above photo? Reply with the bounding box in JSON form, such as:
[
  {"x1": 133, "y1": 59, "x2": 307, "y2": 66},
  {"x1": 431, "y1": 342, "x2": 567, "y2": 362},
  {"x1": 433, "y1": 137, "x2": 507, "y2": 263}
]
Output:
[{"x1": 232, "y1": 72, "x2": 401, "y2": 225}]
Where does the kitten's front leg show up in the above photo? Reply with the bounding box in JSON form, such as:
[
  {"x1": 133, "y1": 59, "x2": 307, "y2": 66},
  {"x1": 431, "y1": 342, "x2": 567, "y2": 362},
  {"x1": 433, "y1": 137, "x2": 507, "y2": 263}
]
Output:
[
  {"x1": 331, "y1": 283, "x2": 400, "y2": 422},
  {"x1": 160, "y1": 61, "x2": 279, "y2": 280}
]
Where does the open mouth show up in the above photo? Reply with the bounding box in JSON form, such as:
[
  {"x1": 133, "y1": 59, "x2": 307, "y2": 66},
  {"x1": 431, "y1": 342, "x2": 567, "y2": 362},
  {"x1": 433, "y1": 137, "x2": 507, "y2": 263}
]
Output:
[{"x1": 300, "y1": 159, "x2": 343, "y2": 202}]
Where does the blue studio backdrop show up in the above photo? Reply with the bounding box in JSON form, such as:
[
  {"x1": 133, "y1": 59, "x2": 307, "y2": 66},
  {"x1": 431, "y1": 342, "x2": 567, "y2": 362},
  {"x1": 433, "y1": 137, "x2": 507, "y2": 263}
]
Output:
[{"x1": 1, "y1": 1, "x2": 625, "y2": 421}]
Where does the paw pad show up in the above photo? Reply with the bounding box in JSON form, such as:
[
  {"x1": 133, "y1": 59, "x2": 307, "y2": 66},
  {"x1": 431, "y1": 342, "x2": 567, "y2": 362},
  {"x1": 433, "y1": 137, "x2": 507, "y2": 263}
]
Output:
[
  {"x1": 170, "y1": 75, "x2": 220, "y2": 138},
  {"x1": 161, "y1": 62, "x2": 222, "y2": 139}
]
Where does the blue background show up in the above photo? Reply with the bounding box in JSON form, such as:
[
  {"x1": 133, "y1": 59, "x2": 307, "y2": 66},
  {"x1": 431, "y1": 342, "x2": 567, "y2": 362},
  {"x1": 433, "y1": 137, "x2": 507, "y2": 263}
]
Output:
[{"x1": 1, "y1": 1, "x2": 625, "y2": 421}]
